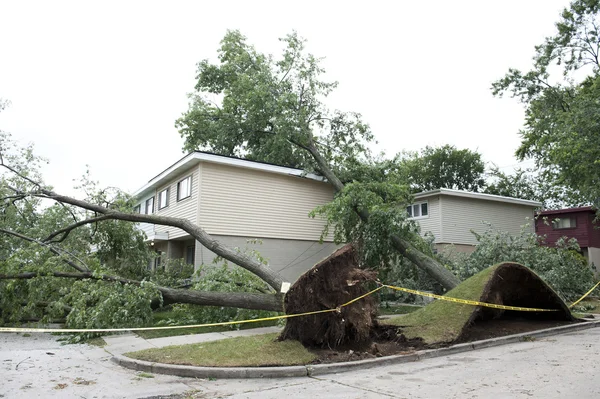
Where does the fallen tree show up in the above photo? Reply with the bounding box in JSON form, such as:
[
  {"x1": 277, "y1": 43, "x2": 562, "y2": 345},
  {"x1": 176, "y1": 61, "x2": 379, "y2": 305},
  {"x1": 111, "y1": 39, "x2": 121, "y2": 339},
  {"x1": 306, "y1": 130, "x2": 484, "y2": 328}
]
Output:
[{"x1": 1, "y1": 31, "x2": 461, "y2": 333}]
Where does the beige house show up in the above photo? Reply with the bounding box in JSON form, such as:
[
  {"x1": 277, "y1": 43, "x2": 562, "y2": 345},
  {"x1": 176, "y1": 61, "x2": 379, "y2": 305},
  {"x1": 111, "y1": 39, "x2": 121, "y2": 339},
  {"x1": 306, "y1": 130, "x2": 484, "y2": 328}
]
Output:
[
  {"x1": 406, "y1": 188, "x2": 542, "y2": 253},
  {"x1": 133, "y1": 152, "x2": 338, "y2": 282}
]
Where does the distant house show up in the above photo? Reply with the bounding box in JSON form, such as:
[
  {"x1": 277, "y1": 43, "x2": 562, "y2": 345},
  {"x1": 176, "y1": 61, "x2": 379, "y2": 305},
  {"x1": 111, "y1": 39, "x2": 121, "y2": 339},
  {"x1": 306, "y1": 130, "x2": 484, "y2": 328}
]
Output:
[
  {"x1": 132, "y1": 152, "x2": 338, "y2": 282},
  {"x1": 535, "y1": 206, "x2": 599, "y2": 274},
  {"x1": 408, "y1": 188, "x2": 542, "y2": 253}
]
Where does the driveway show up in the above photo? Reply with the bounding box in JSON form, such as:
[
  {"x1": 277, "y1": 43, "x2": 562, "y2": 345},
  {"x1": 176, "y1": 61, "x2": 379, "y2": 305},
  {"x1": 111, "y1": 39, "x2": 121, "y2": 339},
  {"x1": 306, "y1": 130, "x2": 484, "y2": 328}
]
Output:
[{"x1": 2, "y1": 327, "x2": 599, "y2": 398}]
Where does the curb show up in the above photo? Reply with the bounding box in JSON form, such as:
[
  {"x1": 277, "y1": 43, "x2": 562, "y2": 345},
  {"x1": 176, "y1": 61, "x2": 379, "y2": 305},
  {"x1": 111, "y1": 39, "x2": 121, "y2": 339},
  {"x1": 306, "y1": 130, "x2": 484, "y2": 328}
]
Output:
[{"x1": 111, "y1": 319, "x2": 600, "y2": 379}]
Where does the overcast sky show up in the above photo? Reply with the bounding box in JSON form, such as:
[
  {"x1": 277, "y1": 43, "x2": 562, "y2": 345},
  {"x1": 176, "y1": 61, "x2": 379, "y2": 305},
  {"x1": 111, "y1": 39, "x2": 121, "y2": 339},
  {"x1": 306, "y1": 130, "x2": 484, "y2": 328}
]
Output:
[{"x1": 0, "y1": 0, "x2": 571, "y2": 196}]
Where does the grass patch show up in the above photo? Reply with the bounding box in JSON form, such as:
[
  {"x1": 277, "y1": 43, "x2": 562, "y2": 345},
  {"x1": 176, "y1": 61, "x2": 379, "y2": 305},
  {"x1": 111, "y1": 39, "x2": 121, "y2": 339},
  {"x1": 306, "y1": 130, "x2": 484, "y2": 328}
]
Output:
[
  {"x1": 577, "y1": 297, "x2": 600, "y2": 313},
  {"x1": 126, "y1": 333, "x2": 316, "y2": 367},
  {"x1": 378, "y1": 304, "x2": 422, "y2": 316},
  {"x1": 385, "y1": 266, "x2": 498, "y2": 344},
  {"x1": 136, "y1": 311, "x2": 281, "y2": 340}
]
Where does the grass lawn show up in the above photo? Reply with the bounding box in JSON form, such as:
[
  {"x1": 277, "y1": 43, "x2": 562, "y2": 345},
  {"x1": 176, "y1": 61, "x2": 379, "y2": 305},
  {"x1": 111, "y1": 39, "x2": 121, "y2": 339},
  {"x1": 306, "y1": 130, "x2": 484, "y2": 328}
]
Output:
[
  {"x1": 378, "y1": 303, "x2": 422, "y2": 316},
  {"x1": 578, "y1": 297, "x2": 600, "y2": 313},
  {"x1": 126, "y1": 333, "x2": 316, "y2": 367},
  {"x1": 385, "y1": 266, "x2": 498, "y2": 344},
  {"x1": 135, "y1": 310, "x2": 281, "y2": 339}
]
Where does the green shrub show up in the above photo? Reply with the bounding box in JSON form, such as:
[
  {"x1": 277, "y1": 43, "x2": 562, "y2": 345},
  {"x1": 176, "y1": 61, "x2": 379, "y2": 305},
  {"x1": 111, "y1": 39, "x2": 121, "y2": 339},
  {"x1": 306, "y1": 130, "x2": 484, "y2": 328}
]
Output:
[{"x1": 445, "y1": 222, "x2": 595, "y2": 302}]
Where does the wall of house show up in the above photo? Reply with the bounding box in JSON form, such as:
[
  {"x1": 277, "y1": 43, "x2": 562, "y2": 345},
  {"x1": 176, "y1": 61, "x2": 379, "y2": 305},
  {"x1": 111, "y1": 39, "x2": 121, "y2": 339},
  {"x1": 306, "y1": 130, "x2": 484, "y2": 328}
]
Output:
[
  {"x1": 413, "y1": 196, "x2": 442, "y2": 241},
  {"x1": 588, "y1": 247, "x2": 600, "y2": 276},
  {"x1": 197, "y1": 162, "x2": 335, "y2": 241},
  {"x1": 438, "y1": 196, "x2": 535, "y2": 246},
  {"x1": 136, "y1": 192, "x2": 156, "y2": 238},
  {"x1": 535, "y1": 210, "x2": 593, "y2": 247},
  {"x1": 153, "y1": 165, "x2": 200, "y2": 240},
  {"x1": 194, "y1": 236, "x2": 340, "y2": 282}
]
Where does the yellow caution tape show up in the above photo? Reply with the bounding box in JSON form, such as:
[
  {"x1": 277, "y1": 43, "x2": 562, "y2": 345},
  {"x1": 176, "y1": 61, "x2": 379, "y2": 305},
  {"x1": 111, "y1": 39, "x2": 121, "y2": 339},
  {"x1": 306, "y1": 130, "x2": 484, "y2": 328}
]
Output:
[
  {"x1": 569, "y1": 280, "x2": 600, "y2": 308},
  {"x1": 0, "y1": 286, "x2": 385, "y2": 334},
  {"x1": 8, "y1": 280, "x2": 594, "y2": 334},
  {"x1": 383, "y1": 284, "x2": 559, "y2": 312}
]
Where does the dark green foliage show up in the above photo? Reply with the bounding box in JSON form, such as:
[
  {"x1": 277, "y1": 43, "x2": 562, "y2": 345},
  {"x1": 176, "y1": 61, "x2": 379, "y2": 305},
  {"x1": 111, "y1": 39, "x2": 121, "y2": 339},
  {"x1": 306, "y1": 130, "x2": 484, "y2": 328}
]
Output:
[
  {"x1": 493, "y1": 0, "x2": 600, "y2": 207},
  {"x1": 445, "y1": 224, "x2": 595, "y2": 302},
  {"x1": 398, "y1": 145, "x2": 486, "y2": 193},
  {"x1": 176, "y1": 30, "x2": 373, "y2": 174}
]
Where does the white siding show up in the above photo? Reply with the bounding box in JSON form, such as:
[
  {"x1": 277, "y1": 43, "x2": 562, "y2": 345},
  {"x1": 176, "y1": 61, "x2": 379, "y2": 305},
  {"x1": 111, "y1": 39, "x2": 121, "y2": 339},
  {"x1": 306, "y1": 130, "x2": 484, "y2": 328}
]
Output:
[
  {"x1": 198, "y1": 162, "x2": 335, "y2": 241},
  {"x1": 413, "y1": 196, "x2": 442, "y2": 241},
  {"x1": 439, "y1": 196, "x2": 535, "y2": 245},
  {"x1": 194, "y1": 235, "x2": 340, "y2": 282},
  {"x1": 153, "y1": 166, "x2": 200, "y2": 239},
  {"x1": 135, "y1": 193, "x2": 155, "y2": 238}
]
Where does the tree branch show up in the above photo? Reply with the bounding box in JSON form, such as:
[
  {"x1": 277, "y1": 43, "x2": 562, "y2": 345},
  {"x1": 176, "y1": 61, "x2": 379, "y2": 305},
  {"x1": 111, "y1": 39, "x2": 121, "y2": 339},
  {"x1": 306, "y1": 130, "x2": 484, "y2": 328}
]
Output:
[
  {"x1": 0, "y1": 228, "x2": 90, "y2": 272},
  {"x1": 43, "y1": 214, "x2": 113, "y2": 243},
  {"x1": 0, "y1": 271, "x2": 283, "y2": 312}
]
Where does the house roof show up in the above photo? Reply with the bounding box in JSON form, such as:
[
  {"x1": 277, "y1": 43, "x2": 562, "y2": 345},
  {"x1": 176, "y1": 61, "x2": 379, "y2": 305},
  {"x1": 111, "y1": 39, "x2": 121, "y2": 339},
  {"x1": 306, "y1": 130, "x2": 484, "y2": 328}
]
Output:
[
  {"x1": 133, "y1": 151, "x2": 326, "y2": 198},
  {"x1": 536, "y1": 206, "x2": 596, "y2": 216},
  {"x1": 414, "y1": 188, "x2": 542, "y2": 207}
]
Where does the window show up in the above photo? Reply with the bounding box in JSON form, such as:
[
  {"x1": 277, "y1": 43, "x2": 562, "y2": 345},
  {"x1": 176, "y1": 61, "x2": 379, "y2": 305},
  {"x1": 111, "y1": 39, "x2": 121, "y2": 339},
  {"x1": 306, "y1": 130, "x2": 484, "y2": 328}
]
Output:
[
  {"x1": 158, "y1": 188, "x2": 170, "y2": 210},
  {"x1": 133, "y1": 204, "x2": 141, "y2": 214},
  {"x1": 145, "y1": 197, "x2": 154, "y2": 214},
  {"x1": 406, "y1": 201, "x2": 429, "y2": 219},
  {"x1": 186, "y1": 245, "x2": 195, "y2": 265},
  {"x1": 553, "y1": 217, "x2": 576, "y2": 229},
  {"x1": 177, "y1": 176, "x2": 192, "y2": 201}
]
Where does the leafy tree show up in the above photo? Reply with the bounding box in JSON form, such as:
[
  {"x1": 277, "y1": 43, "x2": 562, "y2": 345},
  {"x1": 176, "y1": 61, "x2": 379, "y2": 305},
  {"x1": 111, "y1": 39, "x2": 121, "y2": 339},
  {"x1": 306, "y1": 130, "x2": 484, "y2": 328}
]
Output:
[
  {"x1": 483, "y1": 165, "x2": 587, "y2": 209},
  {"x1": 177, "y1": 30, "x2": 460, "y2": 290},
  {"x1": 398, "y1": 145, "x2": 486, "y2": 193},
  {"x1": 492, "y1": 0, "x2": 600, "y2": 206},
  {"x1": 445, "y1": 223, "x2": 594, "y2": 302}
]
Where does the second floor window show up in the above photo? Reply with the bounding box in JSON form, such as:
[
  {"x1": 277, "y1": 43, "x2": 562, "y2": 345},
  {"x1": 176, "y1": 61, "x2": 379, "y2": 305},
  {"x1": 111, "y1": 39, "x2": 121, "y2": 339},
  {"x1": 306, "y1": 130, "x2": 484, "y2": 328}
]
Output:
[
  {"x1": 406, "y1": 201, "x2": 428, "y2": 218},
  {"x1": 177, "y1": 176, "x2": 192, "y2": 201},
  {"x1": 145, "y1": 197, "x2": 155, "y2": 214},
  {"x1": 133, "y1": 204, "x2": 141, "y2": 214},
  {"x1": 553, "y1": 217, "x2": 576, "y2": 229},
  {"x1": 158, "y1": 188, "x2": 169, "y2": 210}
]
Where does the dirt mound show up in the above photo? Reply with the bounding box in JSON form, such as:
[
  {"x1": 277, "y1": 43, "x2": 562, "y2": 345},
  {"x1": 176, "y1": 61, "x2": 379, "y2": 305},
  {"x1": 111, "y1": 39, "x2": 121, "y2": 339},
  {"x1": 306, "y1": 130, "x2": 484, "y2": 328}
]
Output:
[
  {"x1": 456, "y1": 262, "x2": 575, "y2": 341},
  {"x1": 387, "y1": 262, "x2": 575, "y2": 345},
  {"x1": 279, "y1": 244, "x2": 378, "y2": 348}
]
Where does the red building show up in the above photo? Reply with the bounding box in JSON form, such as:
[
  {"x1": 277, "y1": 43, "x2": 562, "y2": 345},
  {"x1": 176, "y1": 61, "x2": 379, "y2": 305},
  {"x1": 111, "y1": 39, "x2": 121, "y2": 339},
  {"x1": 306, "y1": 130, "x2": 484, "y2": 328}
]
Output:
[{"x1": 535, "y1": 206, "x2": 600, "y2": 275}]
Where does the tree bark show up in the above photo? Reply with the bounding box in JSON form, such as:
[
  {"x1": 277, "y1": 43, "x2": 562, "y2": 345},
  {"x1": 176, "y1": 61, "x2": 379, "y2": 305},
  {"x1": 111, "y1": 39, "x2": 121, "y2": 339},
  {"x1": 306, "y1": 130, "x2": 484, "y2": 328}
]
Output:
[
  {"x1": 31, "y1": 189, "x2": 285, "y2": 291},
  {"x1": 0, "y1": 272, "x2": 284, "y2": 312},
  {"x1": 304, "y1": 141, "x2": 460, "y2": 290}
]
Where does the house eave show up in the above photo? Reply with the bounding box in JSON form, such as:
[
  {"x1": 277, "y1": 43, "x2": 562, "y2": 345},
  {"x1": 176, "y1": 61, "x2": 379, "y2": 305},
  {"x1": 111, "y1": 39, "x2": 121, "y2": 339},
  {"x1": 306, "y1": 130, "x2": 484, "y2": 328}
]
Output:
[
  {"x1": 133, "y1": 152, "x2": 326, "y2": 199},
  {"x1": 414, "y1": 188, "x2": 542, "y2": 208}
]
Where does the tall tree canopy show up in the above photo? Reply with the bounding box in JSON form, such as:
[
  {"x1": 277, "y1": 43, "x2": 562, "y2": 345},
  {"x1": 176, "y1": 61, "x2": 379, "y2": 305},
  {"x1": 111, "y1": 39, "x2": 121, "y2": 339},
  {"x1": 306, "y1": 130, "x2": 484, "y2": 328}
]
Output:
[
  {"x1": 493, "y1": 0, "x2": 600, "y2": 206},
  {"x1": 177, "y1": 30, "x2": 460, "y2": 290},
  {"x1": 398, "y1": 145, "x2": 485, "y2": 193},
  {"x1": 176, "y1": 30, "x2": 372, "y2": 174}
]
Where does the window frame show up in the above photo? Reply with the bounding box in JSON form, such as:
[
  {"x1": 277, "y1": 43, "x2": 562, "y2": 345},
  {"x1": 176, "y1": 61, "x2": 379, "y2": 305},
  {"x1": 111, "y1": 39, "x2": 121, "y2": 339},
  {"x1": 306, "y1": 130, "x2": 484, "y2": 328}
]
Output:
[
  {"x1": 158, "y1": 187, "x2": 170, "y2": 210},
  {"x1": 177, "y1": 175, "x2": 192, "y2": 201},
  {"x1": 552, "y1": 217, "x2": 577, "y2": 230},
  {"x1": 133, "y1": 204, "x2": 141, "y2": 214},
  {"x1": 406, "y1": 201, "x2": 429, "y2": 220},
  {"x1": 145, "y1": 197, "x2": 155, "y2": 215}
]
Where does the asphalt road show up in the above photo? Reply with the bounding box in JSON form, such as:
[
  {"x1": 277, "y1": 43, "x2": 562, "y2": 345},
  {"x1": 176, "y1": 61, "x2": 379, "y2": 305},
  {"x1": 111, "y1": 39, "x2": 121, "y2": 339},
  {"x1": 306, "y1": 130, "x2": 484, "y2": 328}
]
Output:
[{"x1": 2, "y1": 327, "x2": 599, "y2": 398}]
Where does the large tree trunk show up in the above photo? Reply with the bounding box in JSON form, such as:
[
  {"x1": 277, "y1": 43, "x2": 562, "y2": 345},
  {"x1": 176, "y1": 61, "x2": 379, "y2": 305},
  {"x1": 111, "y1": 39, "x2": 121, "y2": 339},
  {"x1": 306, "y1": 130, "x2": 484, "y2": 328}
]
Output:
[
  {"x1": 304, "y1": 141, "x2": 460, "y2": 290},
  {"x1": 0, "y1": 271, "x2": 284, "y2": 312}
]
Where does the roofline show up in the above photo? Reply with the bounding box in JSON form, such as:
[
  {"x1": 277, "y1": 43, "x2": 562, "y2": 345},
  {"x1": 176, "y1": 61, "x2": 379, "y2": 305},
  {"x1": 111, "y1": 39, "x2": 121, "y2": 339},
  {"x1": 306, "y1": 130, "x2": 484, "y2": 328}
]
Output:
[
  {"x1": 133, "y1": 152, "x2": 326, "y2": 198},
  {"x1": 536, "y1": 206, "x2": 596, "y2": 216},
  {"x1": 414, "y1": 188, "x2": 542, "y2": 207}
]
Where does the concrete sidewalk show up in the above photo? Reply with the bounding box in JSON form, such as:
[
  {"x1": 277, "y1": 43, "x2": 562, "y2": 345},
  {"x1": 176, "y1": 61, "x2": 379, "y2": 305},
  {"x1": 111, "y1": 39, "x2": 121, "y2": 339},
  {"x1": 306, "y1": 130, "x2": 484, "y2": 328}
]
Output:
[{"x1": 103, "y1": 326, "x2": 283, "y2": 355}]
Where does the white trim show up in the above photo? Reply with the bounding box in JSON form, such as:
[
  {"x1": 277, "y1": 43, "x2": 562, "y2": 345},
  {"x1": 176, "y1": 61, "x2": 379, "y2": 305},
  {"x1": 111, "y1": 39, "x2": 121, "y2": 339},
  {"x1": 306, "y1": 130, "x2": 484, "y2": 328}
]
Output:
[
  {"x1": 133, "y1": 152, "x2": 326, "y2": 198},
  {"x1": 414, "y1": 188, "x2": 542, "y2": 207}
]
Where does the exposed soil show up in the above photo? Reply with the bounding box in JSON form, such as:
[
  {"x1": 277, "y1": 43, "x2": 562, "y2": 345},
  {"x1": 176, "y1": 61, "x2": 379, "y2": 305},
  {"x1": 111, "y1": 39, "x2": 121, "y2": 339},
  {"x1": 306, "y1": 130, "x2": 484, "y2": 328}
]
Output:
[
  {"x1": 309, "y1": 324, "x2": 428, "y2": 364},
  {"x1": 281, "y1": 256, "x2": 580, "y2": 364},
  {"x1": 280, "y1": 244, "x2": 378, "y2": 348},
  {"x1": 310, "y1": 317, "x2": 579, "y2": 363},
  {"x1": 457, "y1": 318, "x2": 578, "y2": 343}
]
